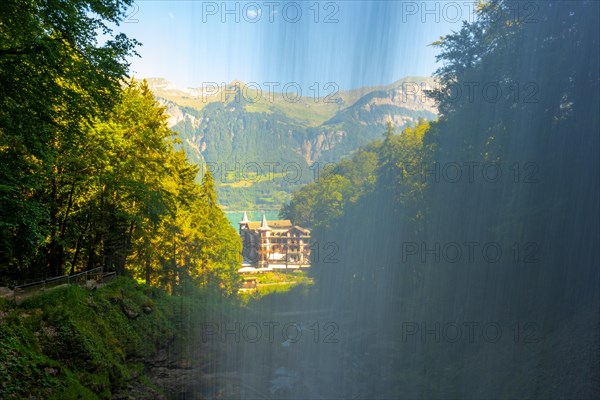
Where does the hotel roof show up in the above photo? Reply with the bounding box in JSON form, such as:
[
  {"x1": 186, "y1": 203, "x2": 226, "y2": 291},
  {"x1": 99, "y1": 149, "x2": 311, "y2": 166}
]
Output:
[{"x1": 246, "y1": 219, "x2": 292, "y2": 230}]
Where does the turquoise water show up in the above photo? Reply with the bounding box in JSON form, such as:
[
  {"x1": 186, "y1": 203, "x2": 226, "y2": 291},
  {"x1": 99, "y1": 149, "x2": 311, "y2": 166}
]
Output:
[{"x1": 225, "y1": 210, "x2": 281, "y2": 229}]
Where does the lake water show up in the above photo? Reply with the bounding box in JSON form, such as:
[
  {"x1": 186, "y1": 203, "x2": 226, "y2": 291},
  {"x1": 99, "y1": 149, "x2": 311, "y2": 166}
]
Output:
[{"x1": 225, "y1": 210, "x2": 282, "y2": 229}]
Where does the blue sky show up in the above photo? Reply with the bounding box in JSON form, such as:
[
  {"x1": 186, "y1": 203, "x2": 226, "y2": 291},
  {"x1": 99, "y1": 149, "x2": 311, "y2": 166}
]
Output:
[{"x1": 117, "y1": 1, "x2": 474, "y2": 90}]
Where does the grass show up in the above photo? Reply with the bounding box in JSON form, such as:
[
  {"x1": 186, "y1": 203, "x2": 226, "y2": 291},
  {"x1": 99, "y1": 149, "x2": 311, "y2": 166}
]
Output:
[
  {"x1": 0, "y1": 272, "x2": 315, "y2": 397},
  {"x1": 239, "y1": 270, "x2": 314, "y2": 303},
  {"x1": 254, "y1": 270, "x2": 313, "y2": 285},
  {"x1": 0, "y1": 279, "x2": 166, "y2": 398},
  {"x1": 0, "y1": 277, "x2": 236, "y2": 399}
]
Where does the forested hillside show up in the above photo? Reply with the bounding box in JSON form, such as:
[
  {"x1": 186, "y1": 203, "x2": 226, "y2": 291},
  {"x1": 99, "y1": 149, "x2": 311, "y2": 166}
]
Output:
[
  {"x1": 1, "y1": 0, "x2": 598, "y2": 398},
  {"x1": 147, "y1": 77, "x2": 437, "y2": 210},
  {"x1": 281, "y1": 1, "x2": 599, "y2": 397},
  {"x1": 0, "y1": 0, "x2": 240, "y2": 293}
]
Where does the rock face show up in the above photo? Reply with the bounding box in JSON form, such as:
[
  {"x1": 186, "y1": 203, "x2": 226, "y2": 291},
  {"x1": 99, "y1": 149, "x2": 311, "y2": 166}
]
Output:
[
  {"x1": 120, "y1": 337, "x2": 214, "y2": 399},
  {"x1": 147, "y1": 77, "x2": 438, "y2": 169},
  {"x1": 143, "y1": 77, "x2": 438, "y2": 209}
]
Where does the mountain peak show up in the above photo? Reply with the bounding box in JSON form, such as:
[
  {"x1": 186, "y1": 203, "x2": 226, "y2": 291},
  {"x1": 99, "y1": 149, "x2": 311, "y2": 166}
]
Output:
[
  {"x1": 227, "y1": 79, "x2": 246, "y2": 87},
  {"x1": 145, "y1": 76, "x2": 437, "y2": 127}
]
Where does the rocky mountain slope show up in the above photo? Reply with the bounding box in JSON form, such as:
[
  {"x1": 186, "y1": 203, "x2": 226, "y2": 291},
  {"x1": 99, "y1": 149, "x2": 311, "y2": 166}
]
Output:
[{"x1": 146, "y1": 77, "x2": 438, "y2": 210}]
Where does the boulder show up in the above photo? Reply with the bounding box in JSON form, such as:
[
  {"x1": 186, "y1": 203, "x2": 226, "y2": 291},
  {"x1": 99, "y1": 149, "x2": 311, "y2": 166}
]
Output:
[{"x1": 85, "y1": 280, "x2": 97, "y2": 290}]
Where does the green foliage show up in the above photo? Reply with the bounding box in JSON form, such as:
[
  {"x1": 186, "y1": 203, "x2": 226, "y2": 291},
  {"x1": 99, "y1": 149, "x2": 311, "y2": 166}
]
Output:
[
  {"x1": 280, "y1": 140, "x2": 382, "y2": 230},
  {"x1": 0, "y1": 279, "x2": 159, "y2": 398},
  {"x1": 164, "y1": 79, "x2": 437, "y2": 211},
  {"x1": 0, "y1": 0, "x2": 138, "y2": 277},
  {"x1": 0, "y1": 277, "x2": 242, "y2": 399},
  {"x1": 277, "y1": 1, "x2": 599, "y2": 397},
  {"x1": 0, "y1": 75, "x2": 241, "y2": 293},
  {"x1": 0, "y1": 0, "x2": 242, "y2": 294}
]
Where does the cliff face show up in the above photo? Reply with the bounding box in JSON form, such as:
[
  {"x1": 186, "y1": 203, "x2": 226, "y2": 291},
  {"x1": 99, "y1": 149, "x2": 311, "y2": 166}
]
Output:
[
  {"x1": 150, "y1": 77, "x2": 437, "y2": 169},
  {"x1": 144, "y1": 78, "x2": 438, "y2": 209}
]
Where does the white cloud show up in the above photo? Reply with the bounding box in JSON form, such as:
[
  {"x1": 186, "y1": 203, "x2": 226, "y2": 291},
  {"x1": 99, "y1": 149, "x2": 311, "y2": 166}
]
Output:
[{"x1": 246, "y1": 8, "x2": 262, "y2": 19}]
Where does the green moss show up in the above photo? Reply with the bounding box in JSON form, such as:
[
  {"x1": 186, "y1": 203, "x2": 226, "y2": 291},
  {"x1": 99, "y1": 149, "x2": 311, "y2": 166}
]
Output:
[{"x1": 0, "y1": 277, "x2": 231, "y2": 399}]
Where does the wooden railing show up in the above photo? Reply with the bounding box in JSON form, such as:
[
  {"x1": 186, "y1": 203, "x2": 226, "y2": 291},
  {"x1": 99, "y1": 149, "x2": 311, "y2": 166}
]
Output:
[{"x1": 11, "y1": 267, "x2": 116, "y2": 304}]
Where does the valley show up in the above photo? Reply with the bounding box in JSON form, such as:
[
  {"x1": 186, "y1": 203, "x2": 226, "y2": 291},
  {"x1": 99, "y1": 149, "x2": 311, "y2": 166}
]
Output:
[{"x1": 146, "y1": 77, "x2": 438, "y2": 212}]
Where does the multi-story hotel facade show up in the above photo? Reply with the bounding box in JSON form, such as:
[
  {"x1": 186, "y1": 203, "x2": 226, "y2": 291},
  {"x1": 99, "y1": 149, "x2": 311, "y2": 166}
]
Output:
[{"x1": 238, "y1": 212, "x2": 311, "y2": 270}]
